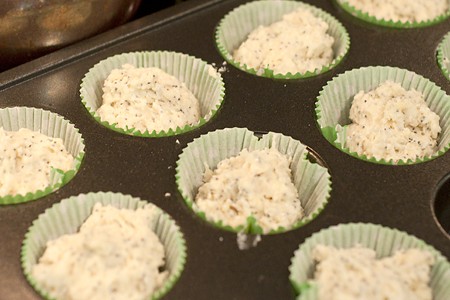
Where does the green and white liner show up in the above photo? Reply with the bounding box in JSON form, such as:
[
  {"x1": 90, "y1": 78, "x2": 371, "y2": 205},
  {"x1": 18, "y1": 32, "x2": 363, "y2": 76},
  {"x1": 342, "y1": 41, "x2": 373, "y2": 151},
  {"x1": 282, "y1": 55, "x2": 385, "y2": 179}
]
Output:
[
  {"x1": 21, "y1": 192, "x2": 187, "y2": 300},
  {"x1": 289, "y1": 223, "x2": 450, "y2": 300},
  {"x1": 215, "y1": 0, "x2": 350, "y2": 79},
  {"x1": 437, "y1": 31, "x2": 450, "y2": 81},
  {"x1": 0, "y1": 107, "x2": 85, "y2": 205},
  {"x1": 80, "y1": 51, "x2": 225, "y2": 137},
  {"x1": 336, "y1": 0, "x2": 450, "y2": 28},
  {"x1": 316, "y1": 66, "x2": 450, "y2": 165},
  {"x1": 175, "y1": 127, "x2": 332, "y2": 235}
]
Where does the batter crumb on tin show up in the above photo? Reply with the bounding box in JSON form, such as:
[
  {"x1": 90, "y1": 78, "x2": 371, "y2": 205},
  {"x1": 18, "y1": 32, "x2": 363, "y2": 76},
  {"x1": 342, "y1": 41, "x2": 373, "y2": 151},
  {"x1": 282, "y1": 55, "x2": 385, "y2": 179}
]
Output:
[{"x1": 237, "y1": 233, "x2": 261, "y2": 250}]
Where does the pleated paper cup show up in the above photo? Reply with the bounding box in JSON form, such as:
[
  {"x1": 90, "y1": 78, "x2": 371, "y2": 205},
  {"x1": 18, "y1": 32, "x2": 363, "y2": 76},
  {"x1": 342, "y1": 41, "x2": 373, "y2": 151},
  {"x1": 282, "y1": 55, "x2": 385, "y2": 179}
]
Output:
[
  {"x1": 437, "y1": 31, "x2": 450, "y2": 81},
  {"x1": 336, "y1": 0, "x2": 450, "y2": 28},
  {"x1": 80, "y1": 51, "x2": 225, "y2": 137},
  {"x1": 175, "y1": 127, "x2": 332, "y2": 234},
  {"x1": 0, "y1": 107, "x2": 85, "y2": 205},
  {"x1": 215, "y1": 0, "x2": 350, "y2": 79},
  {"x1": 316, "y1": 66, "x2": 450, "y2": 165},
  {"x1": 21, "y1": 192, "x2": 187, "y2": 300},
  {"x1": 289, "y1": 223, "x2": 450, "y2": 300}
]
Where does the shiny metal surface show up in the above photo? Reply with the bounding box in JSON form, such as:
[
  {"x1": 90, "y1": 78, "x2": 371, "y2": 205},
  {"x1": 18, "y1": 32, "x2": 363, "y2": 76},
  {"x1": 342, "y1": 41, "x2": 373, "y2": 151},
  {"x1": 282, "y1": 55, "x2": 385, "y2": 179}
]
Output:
[{"x1": 0, "y1": 0, "x2": 141, "y2": 70}]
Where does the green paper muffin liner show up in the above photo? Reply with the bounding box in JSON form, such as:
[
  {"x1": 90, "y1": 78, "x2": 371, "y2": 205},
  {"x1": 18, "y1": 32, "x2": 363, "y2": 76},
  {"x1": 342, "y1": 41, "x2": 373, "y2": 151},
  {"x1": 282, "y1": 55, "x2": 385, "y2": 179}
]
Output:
[
  {"x1": 289, "y1": 223, "x2": 450, "y2": 300},
  {"x1": 315, "y1": 66, "x2": 450, "y2": 165},
  {"x1": 21, "y1": 191, "x2": 187, "y2": 300},
  {"x1": 80, "y1": 51, "x2": 225, "y2": 137},
  {"x1": 215, "y1": 0, "x2": 350, "y2": 79},
  {"x1": 336, "y1": 0, "x2": 450, "y2": 28},
  {"x1": 175, "y1": 127, "x2": 332, "y2": 235},
  {"x1": 0, "y1": 107, "x2": 85, "y2": 205},
  {"x1": 437, "y1": 31, "x2": 450, "y2": 81}
]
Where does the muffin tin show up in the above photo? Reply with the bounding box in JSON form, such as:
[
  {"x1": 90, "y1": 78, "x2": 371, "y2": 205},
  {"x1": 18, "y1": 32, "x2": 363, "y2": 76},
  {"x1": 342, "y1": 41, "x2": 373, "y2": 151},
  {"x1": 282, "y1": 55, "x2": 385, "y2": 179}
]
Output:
[{"x1": 0, "y1": 0, "x2": 449, "y2": 299}]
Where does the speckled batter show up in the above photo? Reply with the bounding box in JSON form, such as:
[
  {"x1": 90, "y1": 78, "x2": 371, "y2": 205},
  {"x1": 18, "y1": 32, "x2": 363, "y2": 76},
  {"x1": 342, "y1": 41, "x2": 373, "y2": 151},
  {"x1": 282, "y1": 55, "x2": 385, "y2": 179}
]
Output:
[
  {"x1": 195, "y1": 148, "x2": 303, "y2": 233},
  {"x1": 233, "y1": 7, "x2": 334, "y2": 75},
  {"x1": 97, "y1": 64, "x2": 200, "y2": 133},
  {"x1": 346, "y1": 81, "x2": 441, "y2": 163},
  {"x1": 0, "y1": 127, "x2": 73, "y2": 197},
  {"x1": 32, "y1": 203, "x2": 167, "y2": 300},
  {"x1": 343, "y1": 0, "x2": 448, "y2": 23},
  {"x1": 312, "y1": 245, "x2": 435, "y2": 300}
]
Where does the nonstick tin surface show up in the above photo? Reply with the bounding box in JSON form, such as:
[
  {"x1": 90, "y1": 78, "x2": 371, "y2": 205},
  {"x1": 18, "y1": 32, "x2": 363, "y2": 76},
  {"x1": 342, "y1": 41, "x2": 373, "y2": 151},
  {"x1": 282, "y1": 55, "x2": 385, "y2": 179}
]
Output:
[{"x1": 0, "y1": 0, "x2": 449, "y2": 299}]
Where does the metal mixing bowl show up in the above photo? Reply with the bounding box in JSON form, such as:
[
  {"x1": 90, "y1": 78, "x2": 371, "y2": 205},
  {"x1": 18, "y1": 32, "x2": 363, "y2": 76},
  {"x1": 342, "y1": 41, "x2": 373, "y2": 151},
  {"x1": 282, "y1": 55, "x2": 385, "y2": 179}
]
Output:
[{"x1": 0, "y1": 0, "x2": 142, "y2": 71}]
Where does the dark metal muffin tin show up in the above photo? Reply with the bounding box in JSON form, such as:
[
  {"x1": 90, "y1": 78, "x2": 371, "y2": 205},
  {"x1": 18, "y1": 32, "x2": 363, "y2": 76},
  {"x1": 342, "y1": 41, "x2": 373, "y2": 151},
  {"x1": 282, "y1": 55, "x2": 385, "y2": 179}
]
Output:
[{"x1": 0, "y1": 0, "x2": 449, "y2": 299}]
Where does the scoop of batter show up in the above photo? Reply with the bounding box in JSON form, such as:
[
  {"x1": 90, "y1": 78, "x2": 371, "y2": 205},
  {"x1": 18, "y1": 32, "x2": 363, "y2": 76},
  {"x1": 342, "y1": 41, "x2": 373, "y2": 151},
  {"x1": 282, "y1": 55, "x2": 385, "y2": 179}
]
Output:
[
  {"x1": 233, "y1": 7, "x2": 334, "y2": 75},
  {"x1": 346, "y1": 81, "x2": 441, "y2": 163},
  {"x1": 98, "y1": 64, "x2": 200, "y2": 133},
  {"x1": 32, "y1": 204, "x2": 167, "y2": 300},
  {"x1": 343, "y1": 0, "x2": 448, "y2": 23},
  {"x1": 195, "y1": 148, "x2": 303, "y2": 232},
  {"x1": 0, "y1": 127, "x2": 74, "y2": 196},
  {"x1": 312, "y1": 245, "x2": 435, "y2": 300}
]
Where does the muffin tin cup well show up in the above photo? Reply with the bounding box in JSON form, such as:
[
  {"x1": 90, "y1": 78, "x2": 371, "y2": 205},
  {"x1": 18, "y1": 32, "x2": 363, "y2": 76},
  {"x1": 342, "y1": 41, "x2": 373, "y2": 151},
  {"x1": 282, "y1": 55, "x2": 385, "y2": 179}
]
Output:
[
  {"x1": 175, "y1": 127, "x2": 332, "y2": 235},
  {"x1": 433, "y1": 172, "x2": 450, "y2": 239},
  {"x1": 316, "y1": 66, "x2": 450, "y2": 165},
  {"x1": 437, "y1": 31, "x2": 450, "y2": 81},
  {"x1": 289, "y1": 223, "x2": 450, "y2": 300},
  {"x1": 0, "y1": 107, "x2": 85, "y2": 205},
  {"x1": 21, "y1": 192, "x2": 187, "y2": 300},
  {"x1": 215, "y1": 0, "x2": 350, "y2": 79},
  {"x1": 335, "y1": 0, "x2": 450, "y2": 28},
  {"x1": 79, "y1": 51, "x2": 225, "y2": 137}
]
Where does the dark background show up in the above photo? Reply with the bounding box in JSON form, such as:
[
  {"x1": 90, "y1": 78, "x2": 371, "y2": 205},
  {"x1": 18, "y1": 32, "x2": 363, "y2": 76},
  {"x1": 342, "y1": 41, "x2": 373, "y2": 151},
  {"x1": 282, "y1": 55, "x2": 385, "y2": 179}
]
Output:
[{"x1": 133, "y1": 1, "x2": 181, "y2": 20}]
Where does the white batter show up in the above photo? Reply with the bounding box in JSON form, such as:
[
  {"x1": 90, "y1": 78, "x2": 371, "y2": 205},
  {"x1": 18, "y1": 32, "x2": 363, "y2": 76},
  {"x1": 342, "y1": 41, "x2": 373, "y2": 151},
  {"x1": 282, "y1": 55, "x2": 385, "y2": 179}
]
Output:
[
  {"x1": 32, "y1": 203, "x2": 167, "y2": 300},
  {"x1": 97, "y1": 64, "x2": 201, "y2": 133},
  {"x1": 233, "y1": 7, "x2": 334, "y2": 75},
  {"x1": 346, "y1": 81, "x2": 441, "y2": 163},
  {"x1": 195, "y1": 148, "x2": 303, "y2": 233},
  {"x1": 0, "y1": 127, "x2": 74, "y2": 197},
  {"x1": 312, "y1": 245, "x2": 435, "y2": 300},
  {"x1": 343, "y1": 0, "x2": 448, "y2": 23}
]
